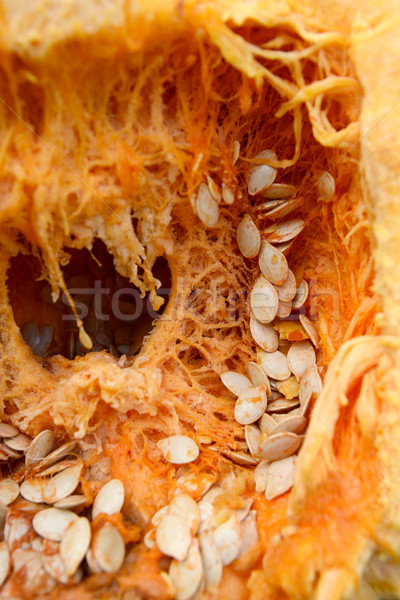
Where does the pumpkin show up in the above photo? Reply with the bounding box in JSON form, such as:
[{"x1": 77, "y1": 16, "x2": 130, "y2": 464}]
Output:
[{"x1": 0, "y1": 0, "x2": 399, "y2": 598}]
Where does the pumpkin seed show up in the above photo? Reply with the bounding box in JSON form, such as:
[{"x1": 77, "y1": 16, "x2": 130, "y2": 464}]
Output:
[
  {"x1": 35, "y1": 325, "x2": 53, "y2": 356},
  {"x1": 156, "y1": 514, "x2": 192, "y2": 560},
  {"x1": 42, "y1": 550, "x2": 70, "y2": 584},
  {"x1": 265, "y1": 455, "x2": 296, "y2": 500},
  {"x1": 299, "y1": 314, "x2": 320, "y2": 347},
  {"x1": 0, "y1": 423, "x2": 19, "y2": 438},
  {"x1": 275, "y1": 239, "x2": 295, "y2": 255},
  {"x1": 256, "y1": 431, "x2": 300, "y2": 462},
  {"x1": 31, "y1": 441, "x2": 77, "y2": 474},
  {"x1": 169, "y1": 538, "x2": 204, "y2": 600},
  {"x1": 21, "y1": 320, "x2": 39, "y2": 349},
  {"x1": 250, "y1": 314, "x2": 279, "y2": 352},
  {"x1": 256, "y1": 199, "x2": 286, "y2": 211},
  {"x1": 261, "y1": 182, "x2": 296, "y2": 199},
  {"x1": 158, "y1": 435, "x2": 199, "y2": 465},
  {"x1": 78, "y1": 327, "x2": 93, "y2": 350},
  {"x1": 25, "y1": 429, "x2": 54, "y2": 467},
  {"x1": 245, "y1": 424, "x2": 261, "y2": 455},
  {"x1": 247, "y1": 361, "x2": 271, "y2": 391},
  {"x1": 92, "y1": 478, "x2": 124, "y2": 519},
  {"x1": 235, "y1": 385, "x2": 267, "y2": 425},
  {"x1": 292, "y1": 280, "x2": 309, "y2": 309},
  {"x1": 143, "y1": 528, "x2": 156, "y2": 549},
  {"x1": 221, "y1": 183, "x2": 235, "y2": 205},
  {"x1": 151, "y1": 505, "x2": 169, "y2": 527},
  {"x1": 5, "y1": 432, "x2": 32, "y2": 451},
  {"x1": 274, "y1": 269, "x2": 297, "y2": 302},
  {"x1": 92, "y1": 522, "x2": 125, "y2": 573},
  {"x1": 269, "y1": 415, "x2": 306, "y2": 436},
  {"x1": 20, "y1": 478, "x2": 45, "y2": 503},
  {"x1": 199, "y1": 531, "x2": 223, "y2": 590},
  {"x1": 43, "y1": 463, "x2": 82, "y2": 503},
  {"x1": 0, "y1": 541, "x2": 10, "y2": 586},
  {"x1": 265, "y1": 219, "x2": 305, "y2": 244},
  {"x1": 258, "y1": 349, "x2": 291, "y2": 381},
  {"x1": 237, "y1": 214, "x2": 261, "y2": 258},
  {"x1": 247, "y1": 150, "x2": 277, "y2": 195},
  {"x1": 168, "y1": 494, "x2": 200, "y2": 535},
  {"x1": 60, "y1": 516, "x2": 91, "y2": 577},
  {"x1": 233, "y1": 140, "x2": 240, "y2": 165},
  {"x1": 221, "y1": 449, "x2": 258, "y2": 466},
  {"x1": 318, "y1": 171, "x2": 335, "y2": 201},
  {"x1": 196, "y1": 183, "x2": 219, "y2": 227},
  {"x1": 287, "y1": 340, "x2": 316, "y2": 381},
  {"x1": 221, "y1": 371, "x2": 253, "y2": 396},
  {"x1": 276, "y1": 299, "x2": 292, "y2": 319},
  {"x1": 213, "y1": 513, "x2": 242, "y2": 565},
  {"x1": 266, "y1": 397, "x2": 300, "y2": 414},
  {"x1": 259, "y1": 241, "x2": 288, "y2": 286},
  {"x1": 253, "y1": 460, "x2": 269, "y2": 492},
  {"x1": 0, "y1": 442, "x2": 23, "y2": 459},
  {"x1": 33, "y1": 508, "x2": 78, "y2": 541},
  {"x1": 299, "y1": 364, "x2": 323, "y2": 406},
  {"x1": 53, "y1": 494, "x2": 87, "y2": 510},
  {"x1": 262, "y1": 197, "x2": 302, "y2": 221},
  {"x1": 258, "y1": 413, "x2": 277, "y2": 435},
  {"x1": 207, "y1": 175, "x2": 221, "y2": 202},
  {"x1": 250, "y1": 275, "x2": 279, "y2": 323},
  {"x1": 0, "y1": 479, "x2": 19, "y2": 506}
]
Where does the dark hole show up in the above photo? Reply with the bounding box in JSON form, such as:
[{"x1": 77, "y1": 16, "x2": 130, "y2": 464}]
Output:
[{"x1": 7, "y1": 239, "x2": 171, "y2": 361}]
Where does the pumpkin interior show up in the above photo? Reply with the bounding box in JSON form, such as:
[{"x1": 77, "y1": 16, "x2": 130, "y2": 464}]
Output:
[{"x1": 0, "y1": 6, "x2": 385, "y2": 599}]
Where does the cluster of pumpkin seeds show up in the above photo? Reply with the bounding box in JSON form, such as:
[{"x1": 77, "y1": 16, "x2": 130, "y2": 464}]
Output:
[
  {"x1": 0, "y1": 424, "x2": 128, "y2": 590},
  {"x1": 145, "y1": 472, "x2": 257, "y2": 600}
]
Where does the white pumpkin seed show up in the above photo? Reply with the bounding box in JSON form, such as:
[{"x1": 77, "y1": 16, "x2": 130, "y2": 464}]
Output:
[
  {"x1": 269, "y1": 415, "x2": 306, "y2": 436},
  {"x1": 258, "y1": 413, "x2": 277, "y2": 435},
  {"x1": 318, "y1": 171, "x2": 335, "y2": 201},
  {"x1": 42, "y1": 550, "x2": 70, "y2": 583},
  {"x1": 274, "y1": 269, "x2": 297, "y2": 301},
  {"x1": 253, "y1": 461, "x2": 269, "y2": 493},
  {"x1": 262, "y1": 197, "x2": 302, "y2": 221},
  {"x1": 158, "y1": 435, "x2": 199, "y2": 465},
  {"x1": 261, "y1": 182, "x2": 296, "y2": 199},
  {"x1": 237, "y1": 214, "x2": 261, "y2": 258},
  {"x1": 43, "y1": 463, "x2": 83, "y2": 504},
  {"x1": 156, "y1": 514, "x2": 192, "y2": 561},
  {"x1": 221, "y1": 449, "x2": 258, "y2": 466},
  {"x1": 169, "y1": 538, "x2": 203, "y2": 600},
  {"x1": 256, "y1": 199, "x2": 287, "y2": 211},
  {"x1": 33, "y1": 459, "x2": 78, "y2": 478},
  {"x1": 250, "y1": 276, "x2": 279, "y2": 323},
  {"x1": 60, "y1": 516, "x2": 91, "y2": 577},
  {"x1": 53, "y1": 494, "x2": 87, "y2": 510},
  {"x1": 151, "y1": 505, "x2": 169, "y2": 527},
  {"x1": 213, "y1": 513, "x2": 241, "y2": 565},
  {"x1": 265, "y1": 219, "x2": 305, "y2": 244},
  {"x1": 31, "y1": 441, "x2": 77, "y2": 474},
  {"x1": 20, "y1": 478, "x2": 45, "y2": 503},
  {"x1": 292, "y1": 280, "x2": 309, "y2": 309},
  {"x1": 143, "y1": 528, "x2": 156, "y2": 549},
  {"x1": 266, "y1": 397, "x2": 300, "y2": 414},
  {"x1": 258, "y1": 349, "x2": 291, "y2": 381},
  {"x1": 247, "y1": 150, "x2": 277, "y2": 195},
  {"x1": 92, "y1": 522, "x2": 125, "y2": 573},
  {"x1": 299, "y1": 364, "x2": 323, "y2": 406},
  {"x1": 0, "y1": 479, "x2": 19, "y2": 506},
  {"x1": 221, "y1": 371, "x2": 253, "y2": 396},
  {"x1": 221, "y1": 183, "x2": 235, "y2": 205},
  {"x1": 259, "y1": 241, "x2": 288, "y2": 286},
  {"x1": 247, "y1": 361, "x2": 270, "y2": 391},
  {"x1": 299, "y1": 314, "x2": 320, "y2": 347},
  {"x1": 238, "y1": 510, "x2": 259, "y2": 558},
  {"x1": 0, "y1": 424, "x2": 19, "y2": 438},
  {"x1": 250, "y1": 314, "x2": 279, "y2": 352},
  {"x1": 196, "y1": 183, "x2": 219, "y2": 227},
  {"x1": 199, "y1": 531, "x2": 222, "y2": 590},
  {"x1": 275, "y1": 239, "x2": 295, "y2": 255},
  {"x1": 287, "y1": 340, "x2": 316, "y2": 381},
  {"x1": 92, "y1": 478, "x2": 124, "y2": 519},
  {"x1": 265, "y1": 456, "x2": 296, "y2": 500},
  {"x1": 256, "y1": 432, "x2": 300, "y2": 462},
  {"x1": 25, "y1": 430, "x2": 54, "y2": 467},
  {"x1": 0, "y1": 541, "x2": 10, "y2": 586},
  {"x1": 276, "y1": 300, "x2": 292, "y2": 319},
  {"x1": 168, "y1": 494, "x2": 200, "y2": 535},
  {"x1": 33, "y1": 508, "x2": 78, "y2": 542},
  {"x1": 233, "y1": 140, "x2": 240, "y2": 165},
  {"x1": 5, "y1": 433, "x2": 32, "y2": 451},
  {"x1": 207, "y1": 175, "x2": 221, "y2": 202},
  {"x1": 235, "y1": 386, "x2": 267, "y2": 425},
  {"x1": 245, "y1": 424, "x2": 261, "y2": 455}
]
